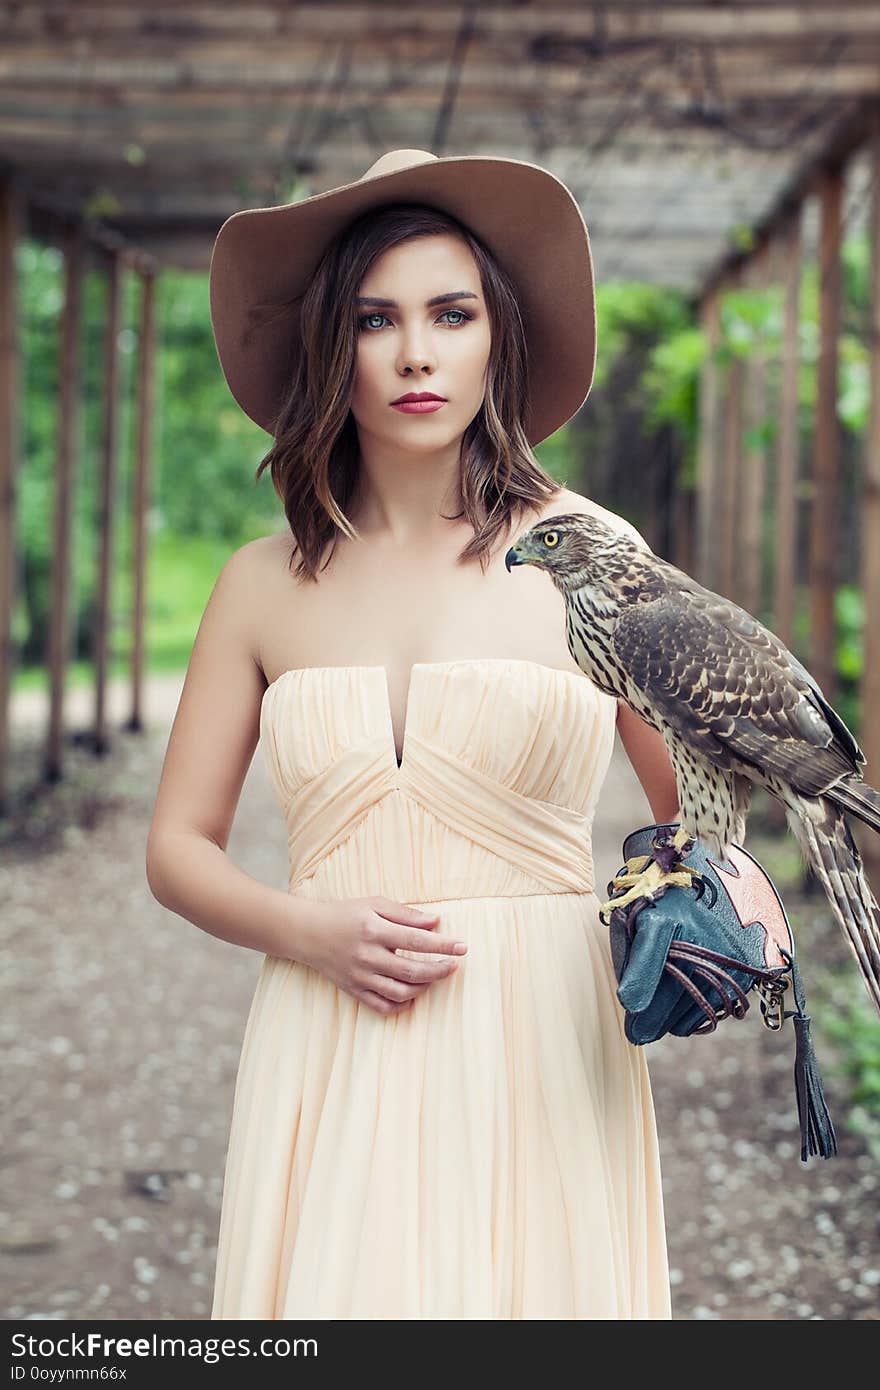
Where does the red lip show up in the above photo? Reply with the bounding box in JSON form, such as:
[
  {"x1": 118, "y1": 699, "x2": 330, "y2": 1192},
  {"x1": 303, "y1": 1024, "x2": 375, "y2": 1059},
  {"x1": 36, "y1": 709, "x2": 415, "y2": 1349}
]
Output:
[{"x1": 391, "y1": 391, "x2": 447, "y2": 404}]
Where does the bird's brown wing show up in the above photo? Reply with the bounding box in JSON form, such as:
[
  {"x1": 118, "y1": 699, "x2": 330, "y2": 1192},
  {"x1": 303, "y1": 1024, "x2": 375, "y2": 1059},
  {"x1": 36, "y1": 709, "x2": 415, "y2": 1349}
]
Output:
[{"x1": 611, "y1": 580, "x2": 863, "y2": 797}]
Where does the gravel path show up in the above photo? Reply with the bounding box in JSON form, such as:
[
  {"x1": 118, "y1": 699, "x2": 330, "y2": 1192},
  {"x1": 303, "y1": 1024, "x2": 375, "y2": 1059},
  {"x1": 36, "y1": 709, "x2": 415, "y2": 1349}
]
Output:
[{"x1": 1, "y1": 675, "x2": 878, "y2": 1320}]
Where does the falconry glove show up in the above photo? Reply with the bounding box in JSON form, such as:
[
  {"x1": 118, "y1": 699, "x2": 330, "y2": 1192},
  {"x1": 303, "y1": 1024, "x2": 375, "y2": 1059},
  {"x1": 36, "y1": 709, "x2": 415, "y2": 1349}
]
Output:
[{"x1": 602, "y1": 820, "x2": 838, "y2": 1163}]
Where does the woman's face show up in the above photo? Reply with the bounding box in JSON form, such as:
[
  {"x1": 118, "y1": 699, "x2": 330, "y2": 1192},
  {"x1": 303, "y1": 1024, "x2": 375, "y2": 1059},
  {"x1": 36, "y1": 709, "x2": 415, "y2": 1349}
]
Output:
[{"x1": 349, "y1": 233, "x2": 491, "y2": 455}]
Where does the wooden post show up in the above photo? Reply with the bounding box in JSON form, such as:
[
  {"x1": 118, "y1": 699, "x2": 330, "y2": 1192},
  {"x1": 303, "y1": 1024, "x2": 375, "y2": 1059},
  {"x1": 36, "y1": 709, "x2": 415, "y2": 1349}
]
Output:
[
  {"x1": 672, "y1": 479, "x2": 694, "y2": 577},
  {"x1": 126, "y1": 267, "x2": 156, "y2": 735},
  {"x1": 93, "y1": 249, "x2": 122, "y2": 755},
  {"x1": 44, "y1": 221, "x2": 84, "y2": 783},
  {"x1": 696, "y1": 284, "x2": 722, "y2": 590},
  {"x1": 763, "y1": 225, "x2": 796, "y2": 836},
  {"x1": 720, "y1": 359, "x2": 744, "y2": 604},
  {"x1": 741, "y1": 243, "x2": 771, "y2": 621},
  {"x1": 0, "y1": 179, "x2": 23, "y2": 815},
  {"x1": 808, "y1": 163, "x2": 844, "y2": 704},
  {"x1": 773, "y1": 204, "x2": 803, "y2": 652},
  {"x1": 661, "y1": 420, "x2": 690, "y2": 574},
  {"x1": 719, "y1": 266, "x2": 744, "y2": 603},
  {"x1": 860, "y1": 112, "x2": 880, "y2": 883}
]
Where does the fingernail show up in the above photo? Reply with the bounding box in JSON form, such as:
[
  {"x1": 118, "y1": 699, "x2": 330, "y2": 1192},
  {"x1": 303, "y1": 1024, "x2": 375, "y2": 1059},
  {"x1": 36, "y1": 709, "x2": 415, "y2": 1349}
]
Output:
[{"x1": 454, "y1": 941, "x2": 467, "y2": 953}]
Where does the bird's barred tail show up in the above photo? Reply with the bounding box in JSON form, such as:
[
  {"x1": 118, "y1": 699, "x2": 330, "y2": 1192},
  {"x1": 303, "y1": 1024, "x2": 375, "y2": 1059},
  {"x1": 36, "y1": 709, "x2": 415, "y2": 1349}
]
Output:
[
  {"x1": 785, "y1": 798, "x2": 880, "y2": 1016},
  {"x1": 826, "y1": 774, "x2": 880, "y2": 838}
]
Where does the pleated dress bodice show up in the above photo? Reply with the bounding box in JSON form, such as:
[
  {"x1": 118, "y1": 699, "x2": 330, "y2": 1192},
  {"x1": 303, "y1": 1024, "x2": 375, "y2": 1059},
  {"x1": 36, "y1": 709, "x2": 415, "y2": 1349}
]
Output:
[{"x1": 258, "y1": 657, "x2": 618, "y2": 904}]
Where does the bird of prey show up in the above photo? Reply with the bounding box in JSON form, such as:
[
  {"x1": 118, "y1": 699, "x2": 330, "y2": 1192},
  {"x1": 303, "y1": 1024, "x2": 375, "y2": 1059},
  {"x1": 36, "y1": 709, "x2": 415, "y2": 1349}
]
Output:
[{"x1": 504, "y1": 512, "x2": 880, "y2": 1017}]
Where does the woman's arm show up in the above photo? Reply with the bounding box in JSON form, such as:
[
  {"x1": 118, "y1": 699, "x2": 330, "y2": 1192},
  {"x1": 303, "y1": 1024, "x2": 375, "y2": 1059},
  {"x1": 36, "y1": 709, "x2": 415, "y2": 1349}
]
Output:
[
  {"x1": 615, "y1": 698, "x2": 681, "y2": 823},
  {"x1": 145, "y1": 541, "x2": 322, "y2": 960}
]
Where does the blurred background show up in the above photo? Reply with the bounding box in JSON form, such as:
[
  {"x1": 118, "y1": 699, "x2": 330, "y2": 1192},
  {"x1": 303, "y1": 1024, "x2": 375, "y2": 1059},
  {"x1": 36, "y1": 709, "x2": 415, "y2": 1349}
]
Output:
[{"x1": 1, "y1": 1, "x2": 879, "y2": 1320}]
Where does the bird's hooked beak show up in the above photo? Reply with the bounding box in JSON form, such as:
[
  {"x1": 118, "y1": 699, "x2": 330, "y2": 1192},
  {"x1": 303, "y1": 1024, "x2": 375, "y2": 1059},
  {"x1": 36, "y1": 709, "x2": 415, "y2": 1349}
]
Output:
[{"x1": 504, "y1": 541, "x2": 525, "y2": 572}]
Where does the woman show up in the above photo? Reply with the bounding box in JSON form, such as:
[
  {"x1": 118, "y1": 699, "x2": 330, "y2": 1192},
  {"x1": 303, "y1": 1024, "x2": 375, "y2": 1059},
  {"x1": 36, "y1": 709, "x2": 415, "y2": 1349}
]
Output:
[{"x1": 146, "y1": 149, "x2": 678, "y2": 1319}]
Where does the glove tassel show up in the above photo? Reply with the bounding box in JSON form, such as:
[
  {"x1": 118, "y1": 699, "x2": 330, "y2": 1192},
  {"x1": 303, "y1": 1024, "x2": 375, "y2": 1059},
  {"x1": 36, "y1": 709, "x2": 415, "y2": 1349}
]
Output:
[{"x1": 782, "y1": 948, "x2": 838, "y2": 1162}]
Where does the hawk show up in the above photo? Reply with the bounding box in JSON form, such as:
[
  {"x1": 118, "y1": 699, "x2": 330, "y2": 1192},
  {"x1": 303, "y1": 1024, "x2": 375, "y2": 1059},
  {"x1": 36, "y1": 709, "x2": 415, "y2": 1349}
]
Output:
[{"x1": 504, "y1": 512, "x2": 880, "y2": 1017}]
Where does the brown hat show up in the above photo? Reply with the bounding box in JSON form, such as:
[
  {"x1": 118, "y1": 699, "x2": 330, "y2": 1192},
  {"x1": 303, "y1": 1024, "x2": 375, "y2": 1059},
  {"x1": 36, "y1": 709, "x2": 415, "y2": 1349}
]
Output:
[{"x1": 208, "y1": 147, "x2": 596, "y2": 446}]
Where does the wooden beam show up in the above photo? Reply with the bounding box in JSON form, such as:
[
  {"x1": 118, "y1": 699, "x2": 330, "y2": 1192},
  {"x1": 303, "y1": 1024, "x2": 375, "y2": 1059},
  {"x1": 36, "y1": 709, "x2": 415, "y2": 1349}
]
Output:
[
  {"x1": 5, "y1": 4, "x2": 880, "y2": 48},
  {"x1": 772, "y1": 204, "x2": 803, "y2": 652},
  {"x1": 859, "y1": 110, "x2": 880, "y2": 880},
  {"x1": 696, "y1": 283, "x2": 721, "y2": 589},
  {"x1": 92, "y1": 248, "x2": 122, "y2": 756},
  {"x1": 44, "y1": 220, "x2": 84, "y2": 783},
  {"x1": 24, "y1": 198, "x2": 158, "y2": 272},
  {"x1": 673, "y1": 479, "x2": 694, "y2": 577},
  {"x1": 0, "y1": 176, "x2": 23, "y2": 815},
  {"x1": 740, "y1": 241, "x2": 771, "y2": 621},
  {"x1": 720, "y1": 268, "x2": 745, "y2": 605},
  {"x1": 700, "y1": 98, "x2": 873, "y2": 303},
  {"x1": 126, "y1": 268, "x2": 155, "y2": 736},
  {"x1": 1, "y1": 53, "x2": 880, "y2": 98},
  {"x1": 0, "y1": 118, "x2": 842, "y2": 165},
  {"x1": 808, "y1": 161, "x2": 844, "y2": 704},
  {"x1": 4, "y1": 44, "x2": 880, "y2": 109}
]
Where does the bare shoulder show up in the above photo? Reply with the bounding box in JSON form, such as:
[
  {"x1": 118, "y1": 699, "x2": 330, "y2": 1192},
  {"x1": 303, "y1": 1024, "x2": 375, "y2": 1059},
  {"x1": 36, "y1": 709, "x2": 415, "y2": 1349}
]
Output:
[
  {"x1": 146, "y1": 534, "x2": 284, "y2": 856},
  {"x1": 183, "y1": 534, "x2": 274, "y2": 700},
  {"x1": 223, "y1": 532, "x2": 297, "y2": 669},
  {"x1": 545, "y1": 487, "x2": 651, "y2": 551},
  {"x1": 226, "y1": 531, "x2": 295, "y2": 599},
  {"x1": 210, "y1": 536, "x2": 274, "y2": 638},
  {"x1": 238, "y1": 530, "x2": 291, "y2": 575}
]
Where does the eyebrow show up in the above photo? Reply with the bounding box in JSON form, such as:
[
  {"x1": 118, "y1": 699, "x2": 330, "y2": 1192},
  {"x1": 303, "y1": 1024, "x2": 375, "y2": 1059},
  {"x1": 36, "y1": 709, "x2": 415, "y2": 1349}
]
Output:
[{"x1": 356, "y1": 291, "x2": 479, "y2": 308}]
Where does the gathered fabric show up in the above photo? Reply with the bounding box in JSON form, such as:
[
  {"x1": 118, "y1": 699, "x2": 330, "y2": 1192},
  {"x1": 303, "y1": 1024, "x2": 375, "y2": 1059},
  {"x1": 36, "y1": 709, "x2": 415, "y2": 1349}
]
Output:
[{"x1": 210, "y1": 659, "x2": 671, "y2": 1320}]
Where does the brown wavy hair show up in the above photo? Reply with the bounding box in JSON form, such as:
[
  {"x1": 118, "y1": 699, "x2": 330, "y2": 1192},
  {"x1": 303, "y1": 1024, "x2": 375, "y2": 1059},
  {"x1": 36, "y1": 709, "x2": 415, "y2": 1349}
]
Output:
[{"x1": 254, "y1": 202, "x2": 565, "y2": 582}]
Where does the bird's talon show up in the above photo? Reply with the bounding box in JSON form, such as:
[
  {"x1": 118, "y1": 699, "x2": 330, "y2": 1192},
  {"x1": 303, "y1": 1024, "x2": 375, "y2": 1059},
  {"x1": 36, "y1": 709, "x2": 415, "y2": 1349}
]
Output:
[{"x1": 600, "y1": 838, "x2": 707, "y2": 919}]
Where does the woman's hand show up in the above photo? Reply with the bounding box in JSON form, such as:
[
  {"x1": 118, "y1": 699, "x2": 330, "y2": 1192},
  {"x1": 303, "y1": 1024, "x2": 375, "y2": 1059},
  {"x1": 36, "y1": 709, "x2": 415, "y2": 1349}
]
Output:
[{"x1": 296, "y1": 896, "x2": 468, "y2": 1015}]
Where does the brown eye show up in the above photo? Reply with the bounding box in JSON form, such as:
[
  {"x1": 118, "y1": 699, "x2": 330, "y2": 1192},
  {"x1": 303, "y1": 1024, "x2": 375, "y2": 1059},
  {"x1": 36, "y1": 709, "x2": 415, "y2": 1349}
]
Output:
[{"x1": 543, "y1": 530, "x2": 559, "y2": 547}]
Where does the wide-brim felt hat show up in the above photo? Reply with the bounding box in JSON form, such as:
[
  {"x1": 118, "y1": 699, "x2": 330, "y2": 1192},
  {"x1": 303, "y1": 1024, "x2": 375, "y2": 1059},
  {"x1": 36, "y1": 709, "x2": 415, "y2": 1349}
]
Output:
[{"x1": 208, "y1": 147, "x2": 596, "y2": 447}]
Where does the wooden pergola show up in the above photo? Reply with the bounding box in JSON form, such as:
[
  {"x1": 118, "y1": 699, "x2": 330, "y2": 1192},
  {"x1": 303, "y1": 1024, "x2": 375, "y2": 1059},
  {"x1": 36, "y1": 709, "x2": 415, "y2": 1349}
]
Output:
[{"x1": 1, "y1": 2, "x2": 880, "y2": 830}]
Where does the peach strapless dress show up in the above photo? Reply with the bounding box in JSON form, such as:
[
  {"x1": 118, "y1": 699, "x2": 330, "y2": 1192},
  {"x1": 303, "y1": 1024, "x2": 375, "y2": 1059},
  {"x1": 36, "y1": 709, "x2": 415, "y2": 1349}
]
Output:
[{"x1": 210, "y1": 658, "x2": 671, "y2": 1319}]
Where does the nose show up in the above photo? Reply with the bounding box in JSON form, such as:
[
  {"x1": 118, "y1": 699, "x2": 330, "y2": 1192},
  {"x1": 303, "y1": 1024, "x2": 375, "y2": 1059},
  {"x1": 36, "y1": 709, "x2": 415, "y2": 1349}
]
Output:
[{"x1": 396, "y1": 324, "x2": 437, "y2": 376}]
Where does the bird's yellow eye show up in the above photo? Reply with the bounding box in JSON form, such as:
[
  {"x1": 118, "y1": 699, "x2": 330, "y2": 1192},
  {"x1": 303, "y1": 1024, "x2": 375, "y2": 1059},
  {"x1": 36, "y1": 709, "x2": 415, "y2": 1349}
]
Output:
[{"x1": 543, "y1": 530, "x2": 559, "y2": 547}]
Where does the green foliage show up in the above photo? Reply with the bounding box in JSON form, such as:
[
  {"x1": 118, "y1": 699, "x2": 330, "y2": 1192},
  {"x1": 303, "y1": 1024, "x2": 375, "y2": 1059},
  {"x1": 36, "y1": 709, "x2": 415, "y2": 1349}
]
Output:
[
  {"x1": 155, "y1": 269, "x2": 275, "y2": 537},
  {"x1": 13, "y1": 245, "x2": 281, "y2": 684},
  {"x1": 836, "y1": 584, "x2": 864, "y2": 684},
  {"x1": 822, "y1": 997, "x2": 880, "y2": 1107},
  {"x1": 785, "y1": 582, "x2": 862, "y2": 734},
  {"x1": 593, "y1": 282, "x2": 700, "y2": 488},
  {"x1": 816, "y1": 986, "x2": 880, "y2": 1158},
  {"x1": 15, "y1": 243, "x2": 143, "y2": 664},
  {"x1": 145, "y1": 531, "x2": 238, "y2": 673},
  {"x1": 593, "y1": 282, "x2": 693, "y2": 394},
  {"x1": 640, "y1": 327, "x2": 704, "y2": 467},
  {"x1": 532, "y1": 425, "x2": 580, "y2": 484},
  {"x1": 594, "y1": 228, "x2": 873, "y2": 503}
]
